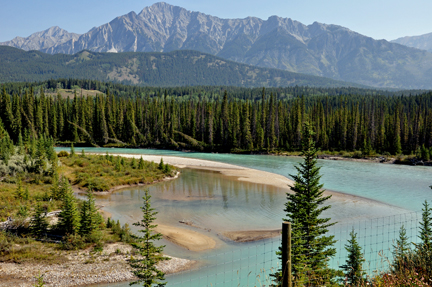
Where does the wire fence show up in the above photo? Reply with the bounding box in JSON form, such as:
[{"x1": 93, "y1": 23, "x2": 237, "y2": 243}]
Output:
[{"x1": 167, "y1": 210, "x2": 423, "y2": 286}]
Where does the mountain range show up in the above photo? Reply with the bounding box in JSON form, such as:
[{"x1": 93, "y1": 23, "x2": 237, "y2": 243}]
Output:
[
  {"x1": 0, "y1": 46, "x2": 363, "y2": 88},
  {"x1": 392, "y1": 32, "x2": 432, "y2": 53},
  {"x1": 1, "y1": 2, "x2": 432, "y2": 89}
]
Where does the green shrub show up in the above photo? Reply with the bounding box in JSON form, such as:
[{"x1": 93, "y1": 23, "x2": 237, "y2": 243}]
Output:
[
  {"x1": 57, "y1": 151, "x2": 69, "y2": 157},
  {"x1": 60, "y1": 233, "x2": 87, "y2": 250}
]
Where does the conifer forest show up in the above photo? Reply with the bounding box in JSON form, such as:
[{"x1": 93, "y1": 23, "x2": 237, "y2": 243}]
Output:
[{"x1": 1, "y1": 79, "x2": 432, "y2": 157}]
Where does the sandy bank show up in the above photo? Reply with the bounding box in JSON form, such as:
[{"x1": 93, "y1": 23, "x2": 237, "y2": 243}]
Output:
[
  {"x1": 104, "y1": 153, "x2": 294, "y2": 189},
  {"x1": 223, "y1": 229, "x2": 282, "y2": 242},
  {"x1": 155, "y1": 224, "x2": 216, "y2": 252},
  {"x1": 0, "y1": 243, "x2": 195, "y2": 287}
]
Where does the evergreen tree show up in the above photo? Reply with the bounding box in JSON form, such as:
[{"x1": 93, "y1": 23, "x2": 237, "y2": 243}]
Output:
[
  {"x1": 131, "y1": 157, "x2": 137, "y2": 169},
  {"x1": 282, "y1": 121, "x2": 336, "y2": 284},
  {"x1": 79, "y1": 189, "x2": 99, "y2": 236},
  {"x1": 158, "y1": 158, "x2": 164, "y2": 170},
  {"x1": 138, "y1": 156, "x2": 145, "y2": 169},
  {"x1": 418, "y1": 200, "x2": 432, "y2": 252},
  {"x1": 339, "y1": 229, "x2": 365, "y2": 285},
  {"x1": 70, "y1": 143, "x2": 75, "y2": 157},
  {"x1": 30, "y1": 202, "x2": 49, "y2": 239},
  {"x1": 392, "y1": 225, "x2": 410, "y2": 273},
  {"x1": 129, "y1": 189, "x2": 169, "y2": 287},
  {"x1": 57, "y1": 178, "x2": 80, "y2": 235}
]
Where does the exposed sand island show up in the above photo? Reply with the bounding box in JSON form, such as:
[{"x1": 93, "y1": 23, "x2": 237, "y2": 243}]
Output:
[
  {"x1": 223, "y1": 229, "x2": 282, "y2": 242},
  {"x1": 155, "y1": 224, "x2": 216, "y2": 251}
]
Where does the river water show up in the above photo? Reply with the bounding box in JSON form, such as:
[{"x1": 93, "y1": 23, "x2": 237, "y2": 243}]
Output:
[{"x1": 56, "y1": 148, "x2": 432, "y2": 286}]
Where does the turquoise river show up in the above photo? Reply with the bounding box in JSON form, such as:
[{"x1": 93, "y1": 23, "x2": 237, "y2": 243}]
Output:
[{"x1": 55, "y1": 148, "x2": 432, "y2": 287}]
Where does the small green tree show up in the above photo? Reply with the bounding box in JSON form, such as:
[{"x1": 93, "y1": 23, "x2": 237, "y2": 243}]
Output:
[
  {"x1": 70, "y1": 143, "x2": 75, "y2": 157},
  {"x1": 418, "y1": 200, "x2": 432, "y2": 252},
  {"x1": 340, "y1": 229, "x2": 365, "y2": 285},
  {"x1": 163, "y1": 163, "x2": 171, "y2": 174},
  {"x1": 57, "y1": 178, "x2": 80, "y2": 235},
  {"x1": 138, "y1": 156, "x2": 145, "y2": 169},
  {"x1": 158, "y1": 158, "x2": 164, "y2": 170},
  {"x1": 30, "y1": 202, "x2": 49, "y2": 239},
  {"x1": 79, "y1": 189, "x2": 99, "y2": 237},
  {"x1": 129, "y1": 189, "x2": 169, "y2": 287},
  {"x1": 131, "y1": 157, "x2": 137, "y2": 169},
  {"x1": 392, "y1": 225, "x2": 410, "y2": 272}
]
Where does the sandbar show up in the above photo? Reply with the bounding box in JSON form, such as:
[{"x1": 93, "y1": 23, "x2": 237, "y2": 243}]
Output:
[
  {"x1": 223, "y1": 229, "x2": 282, "y2": 242},
  {"x1": 155, "y1": 224, "x2": 216, "y2": 252}
]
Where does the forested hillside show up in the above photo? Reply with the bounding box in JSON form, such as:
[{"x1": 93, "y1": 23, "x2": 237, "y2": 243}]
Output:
[
  {"x1": 0, "y1": 46, "x2": 364, "y2": 88},
  {"x1": 1, "y1": 80, "x2": 432, "y2": 157}
]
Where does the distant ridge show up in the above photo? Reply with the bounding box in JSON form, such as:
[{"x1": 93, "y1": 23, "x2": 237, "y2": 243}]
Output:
[
  {"x1": 0, "y1": 26, "x2": 80, "y2": 51},
  {"x1": 0, "y1": 46, "x2": 367, "y2": 88},
  {"x1": 392, "y1": 32, "x2": 432, "y2": 53},
  {"x1": 2, "y1": 2, "x2": 432, "y2": 89}
]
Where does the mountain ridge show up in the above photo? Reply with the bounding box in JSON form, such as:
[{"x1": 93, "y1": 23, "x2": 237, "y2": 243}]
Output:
[
  {"x1": 2, "y1": 2, "x2": 432, "y2": 89},
  {"x1": 0, "y1": 26, "x2": 80, "y2": 51},
  {"x1": 0, "y1": 45, "x2": 367, "y2": 88},
  {"x1": 392, "y1": 32, "x2": 432, "y2": 53}
]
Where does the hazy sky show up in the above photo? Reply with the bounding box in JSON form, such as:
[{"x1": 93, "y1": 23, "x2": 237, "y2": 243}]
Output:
[{"x1": 1, "y1": 0, "x2": 431, "y2": 42}]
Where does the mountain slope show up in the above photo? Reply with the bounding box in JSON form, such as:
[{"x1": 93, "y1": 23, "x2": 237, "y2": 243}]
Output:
[
  {"x1": 0, "y1": 46, "x2": 366, "y2": 88},
  {"x1": 392, "y1": 32, "x2": 432, "y2": 53},
  {"x1": 0, "y1": 26, "x2": 80, "y2": 51},
  {"x1": 3, "y1": 3, "x2": 432, "y2": 89}
]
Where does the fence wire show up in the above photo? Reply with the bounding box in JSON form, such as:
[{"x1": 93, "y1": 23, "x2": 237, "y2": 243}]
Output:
[{"x1": 166, "y1": 210, "x2": 423, "y2": 286}]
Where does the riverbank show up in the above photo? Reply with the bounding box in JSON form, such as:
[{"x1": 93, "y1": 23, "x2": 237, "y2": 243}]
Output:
[{"x1": 0, "y1": 243, "x2": 196, "y2": 287}]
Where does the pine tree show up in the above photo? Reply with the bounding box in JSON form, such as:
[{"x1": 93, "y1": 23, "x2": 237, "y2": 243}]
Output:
[
  {"x1": 131, "y1": 157, "x2": 137, "y2": 169},
  {"x1": 282, "y1": 121, "x2": 336, "y2": 284},
  {"x1": 57, "y1": 178, "x2": 80, "y2": 235},
  {"x1": 129, "y1": 189, "x2": 169, "y2": 287},
  {"x1": 138, "y1": 156, "x2": 145, "y2": 169},
  {"x1": 79, "y1": 190, "x2": 99, "y2": 236},
  {"x1": 70, "y1": 143, "x2": 75, "y2": 157},
  {"x1": 392, "y1": 225, "x2": 410, "y2": 273},
  {"x1": 418, "y1": 200, "x2": 432, "y2": 252},
  {"x1": 30, "y1": 202, "x2": 49, "y2": 239},
  {"x1": 339, "y1": 229, "x2": 365, "y2": 285},
  {"x1": 158, "y1": 158, "x2": 164, "y2": 170}
]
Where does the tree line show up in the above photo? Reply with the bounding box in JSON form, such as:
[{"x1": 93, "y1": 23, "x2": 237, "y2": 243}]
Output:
[{"x1": 1, "y1": 85, "x2": 432, "y2": 156}]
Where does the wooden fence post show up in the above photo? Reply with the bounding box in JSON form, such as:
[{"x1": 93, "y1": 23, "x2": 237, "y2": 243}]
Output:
[{"x1": 282, "y1": 221, "x2": 292, "y2": 287}]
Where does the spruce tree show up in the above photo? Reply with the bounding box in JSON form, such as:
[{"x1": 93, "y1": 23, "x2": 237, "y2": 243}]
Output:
[
  {"x1": 79, "y1": 189, "x2": 99, "y2": 237},
  {"x1": 131, "y1": 157, "x2": 137, "y2": 169},
  {"x1": 418, "y1": 200, "x2": 432, "y2": 252},
  {"x1": 70, "y1": 143, "x2": 75, "y2": 157},
  {"x1": 282, "y1": 121, "x2": 336, "y2": 284},
  {"x1": 138, "y1": 156, "x2": 145, "y2": 169},
  {"x1": 392, "y1": 225, "x2": 410, "y2": 273},
  {"x1": 158, "y1": 158, "x2": 164, "y2": 170},
  {"x1": 57, "y1": 178, "x2": 80, "y2": 235},
  {"x1": 30, "y1": 202, "x2": 49, "y2": 239},
  {"x1": 339, "y1": 229, "x2": 365, "y2": 285},
  {"x1": 129, "y1": 189, "x2": 169, "y2": 286}
]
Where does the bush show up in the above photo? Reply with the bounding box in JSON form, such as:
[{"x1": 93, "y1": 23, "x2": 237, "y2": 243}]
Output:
[
  {"x1": 60, "y1": 233, "x2": 87, "y2": 250},
  {"x1": 57, "y1": 151, "x2": 69, "y2": 157}
]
